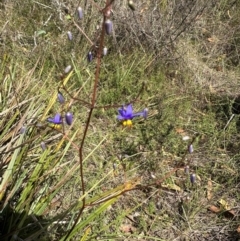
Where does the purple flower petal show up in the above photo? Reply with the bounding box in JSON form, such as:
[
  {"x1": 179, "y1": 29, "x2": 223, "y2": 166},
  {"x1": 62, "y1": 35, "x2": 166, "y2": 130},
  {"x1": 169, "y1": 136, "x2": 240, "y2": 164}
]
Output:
[
  {"x1": 125, "y1": 104, "x2": 133, "y2": 117},
  {"x1": 48, "y1": 113, "x2": 62, "y2": 124},
  {"x1": 143, "y1": 108, "x2": 148, "y2": 119},
  {"x1": 132, "y1": 108, "x2": 148, "y2": 119},
  {"x1": 118, "y1": 108, "x2": 125, "y2": 116},
  {"x1": 117, "y1": 114, "x2": 125, "y2": 120},
  {"x1": 54, "y1": 114, "x2": 62, "y2": 123}
]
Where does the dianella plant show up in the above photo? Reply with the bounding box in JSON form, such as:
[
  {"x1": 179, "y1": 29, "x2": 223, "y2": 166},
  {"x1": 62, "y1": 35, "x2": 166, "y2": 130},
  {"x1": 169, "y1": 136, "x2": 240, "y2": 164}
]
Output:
[
  {"x1": 0, "y1": 1, "x2": 149, "y2": 240},
  {"x1": 1, "y1": 0, "x2": 238, "y2": 240}
]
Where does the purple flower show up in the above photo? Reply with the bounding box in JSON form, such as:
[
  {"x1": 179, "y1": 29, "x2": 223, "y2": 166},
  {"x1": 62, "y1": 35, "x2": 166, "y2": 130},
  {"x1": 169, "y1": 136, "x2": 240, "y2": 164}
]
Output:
[
  {"x1": 65, "y1": 112, "x2": 73, "y2": 125},
  {"x1": 47, "y1": 113, "x2": 62, "y2": 124},
  {"x1": 117, "y1": 104, "x2": 148, "y2": 126}
]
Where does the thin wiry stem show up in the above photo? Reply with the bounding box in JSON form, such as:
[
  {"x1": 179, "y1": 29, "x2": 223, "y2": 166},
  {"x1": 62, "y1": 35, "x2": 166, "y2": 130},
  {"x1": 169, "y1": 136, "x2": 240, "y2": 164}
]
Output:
[{"x1": 63, "y1": 1, "x2": 111, "y2": 240}]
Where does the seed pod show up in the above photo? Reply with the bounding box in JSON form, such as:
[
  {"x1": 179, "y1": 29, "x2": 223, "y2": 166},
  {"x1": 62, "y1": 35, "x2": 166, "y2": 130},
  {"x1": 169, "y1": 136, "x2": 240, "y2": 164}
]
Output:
[
  {"x1": 65, "y1": 112, "x2": 73, "y2": 125},
  {"x1": 77, "y1": 7, "x2": 83, "y2": 19},
  {"x1": 67, "y1": 31, "x2": 73, "y2": 41},
  {"x1": 104, "y1": 19, "x2": 113, "y2": 35},
  {"x1": 190, "y1": 173, "x2": 196, "y2": 184},
  {"x1": 87, "y1": 51, "x2": 93, "y2": 62},
  {"x1": 188, "y1": 144, "x2": 193, "y2": 154},
  {"x1": 128, "y1": 0, "x2": 135, "y2": 11},
  {"x1": 57, "y1": 91, "x2": 65, "y2": 104},
  {"x1": 103, "y1": 46, "x2": 108, "y2": 56},
  {"x1": 64, "y1": 65, "x2": 72, "y2": 74}
]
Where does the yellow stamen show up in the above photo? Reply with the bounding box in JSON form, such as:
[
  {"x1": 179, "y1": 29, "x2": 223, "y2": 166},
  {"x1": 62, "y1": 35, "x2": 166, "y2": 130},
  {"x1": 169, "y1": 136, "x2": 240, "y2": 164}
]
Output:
[
  {"x1": 49, "y1": 123, "x2": 62, "y2": 130},
  {"x1": 123, "y1": 120, "x2": 132, "y2": 127}
]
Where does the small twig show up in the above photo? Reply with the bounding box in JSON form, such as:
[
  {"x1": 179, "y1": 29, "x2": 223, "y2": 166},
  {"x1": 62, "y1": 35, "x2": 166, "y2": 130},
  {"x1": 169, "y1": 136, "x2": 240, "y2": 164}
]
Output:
[
  {"x1": 224, "y1": 114, "x2": 235, "y2": 130},
  {"x1": 73, "y1": 20, "x2": 94, "y2": 46}
]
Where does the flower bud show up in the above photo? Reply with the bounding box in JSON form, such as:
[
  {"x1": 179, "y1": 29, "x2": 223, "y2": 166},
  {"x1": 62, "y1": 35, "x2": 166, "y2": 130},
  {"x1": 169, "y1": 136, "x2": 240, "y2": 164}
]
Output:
[
  {"x1": 87, "y1": 51, "x2": 93, "y2": 62},
  {"x1": 188, "y1": 144, "x2": 193, "y2": 154},
  {"x1": 190, "y1": 173, "x2": 196, "y2": 184},
  {"x1": 41, "y1": 141, "x2": 46, "y2": 151},
  {"x1": 104, "y1": 19, "x2": 113, "y2": 35},
  {"x1": 150, "y1": 172, "x2": 156, "y2": 179},
  {"x1": 184, "y1": 165, "x2": 189, "y2": 174},
  {"x1": 103, "y1": 46, "x2": 108, "y2": 56},
  {"x1": 65, "y1": 112, "x2": 73, "y2": 125},
  {"x1": 36, "y1": 123, "x2": 44, "y2": 128},
  {"x1": 64, "y1": 65, "x2": 72, "y2": 74},
  {"x1": 20, "y1": 126, "x2": 27, "y2": 134},
  {"x1": 77, "y1": 7, "x2": 83, "y2": 19},
  {"x1": 143, "y1": 108, "x2": 148, "y2": 119},
  {"x1": 67, "y1": 31, "x2": 73, "y2": 41},
  {"x1": 128, "y1": 0, "x2": 135, "y2": 11},
  {"x1": 57, "y1": 91, "x2": 65, "y2": 104},
  {"x1": 182, "y1": 136, "x2": 190, "y2": 141}
]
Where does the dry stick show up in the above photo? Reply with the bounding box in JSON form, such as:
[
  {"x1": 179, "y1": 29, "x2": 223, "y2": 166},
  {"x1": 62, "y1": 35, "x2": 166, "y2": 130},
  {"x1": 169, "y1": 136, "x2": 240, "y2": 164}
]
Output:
[
  {"x1": 60, "y1": 83, "x2": 91, "y2": 108},
  {"x1": 73, "y1": 20, "x2": 94, "y2": 46},
  {"x1": 224, "y1": 114, "x2": 235, "y2": 131},
  {"x1": 63, "y1": 3, "x2": 109, "y2": 240}
]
